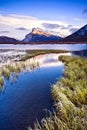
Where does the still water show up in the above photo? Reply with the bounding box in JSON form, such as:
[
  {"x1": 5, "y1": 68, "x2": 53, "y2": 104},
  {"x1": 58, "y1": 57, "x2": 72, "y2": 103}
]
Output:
[
  {"x1": 0, "y1": 44, "x2": 87, "y2": 50},
  {"x1": 0, "y1": 54, "x2": 65, "y2": 130}
]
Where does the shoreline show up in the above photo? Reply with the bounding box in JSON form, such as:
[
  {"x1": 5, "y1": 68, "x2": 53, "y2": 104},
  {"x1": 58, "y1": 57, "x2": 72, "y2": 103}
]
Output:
[
  {"x1": 0, "y1": 42, "x2": 87, "y2": 45},
  {"x1": 29, "y1": 55, "x2": 87, "y2": 130}
]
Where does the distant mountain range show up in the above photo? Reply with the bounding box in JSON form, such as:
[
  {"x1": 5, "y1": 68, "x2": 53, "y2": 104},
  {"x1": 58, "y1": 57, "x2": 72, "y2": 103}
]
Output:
[{"x1": 0, "y1": 24, "x2": 87, "y2": 44}]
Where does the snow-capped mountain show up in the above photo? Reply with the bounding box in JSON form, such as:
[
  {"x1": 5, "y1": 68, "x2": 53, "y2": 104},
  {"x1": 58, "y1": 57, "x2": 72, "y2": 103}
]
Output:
[
  {"x1": 63, "y1": 24, "x2": 87, "y2": 42},
  {"x1": 0, "y1": 25, "x2": 87, "y2": 44},
  {"x1": 22, "y1": 28, "x2": 62, "y2": 42},
  {"x1": 0, "y1": 36, "x2": 18, "y2": 43}
]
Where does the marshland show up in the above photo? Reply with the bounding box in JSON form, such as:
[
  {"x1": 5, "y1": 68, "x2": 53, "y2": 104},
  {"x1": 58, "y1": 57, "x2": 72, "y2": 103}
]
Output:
[
  {"x1": 0, "y1": 49, "x2": 70, "y2": 89},
  {"x1": 0, "y1": 44, "x2": 87, "y2": 130},
  {"x1": 29, "y1": 55, "x2": 87, "y2": 130}
]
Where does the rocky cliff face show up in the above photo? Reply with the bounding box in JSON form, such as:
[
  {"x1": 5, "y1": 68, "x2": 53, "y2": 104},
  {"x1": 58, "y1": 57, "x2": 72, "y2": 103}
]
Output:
[{"x1": 23, "y1": 28, "x2": 62, "y2": 42}]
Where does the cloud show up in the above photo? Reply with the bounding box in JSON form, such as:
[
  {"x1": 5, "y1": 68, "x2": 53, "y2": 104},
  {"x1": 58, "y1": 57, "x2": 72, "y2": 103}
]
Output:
[
  {"x1": 42, "y1": 23, "x2": 61, "y2": 29},
  {"x1": 1, "y1": 14, "x2": 38, "y2": 20},
  {"x1": 0, "y1": 14, "x2": 39, "y2": 28},
  {"x1": 0, "y1": 13, "x2": 81, "y2": 39},
  {"x1": 69, "y1": 28, "x2": 78, "y2": 33},
  {"x1": 0, "y1": 31, "x2": 9, "y2": 33},
  {"x1": 0, "y1": 14, "x2": 68, "y2": 29},
  {"x1": 42, "y1": 23, "x2": 74, "y2": 37},
  {"x1": 16, "y1": 27, "x2": 28, "y2": 31},
  {"x1": 42, "y1": 23, "x2": 72, "y2": 30},
  {"x1": 73, "y1": 18, "x2": 87, "y2": 22},
  {"x1": 60, "y1": 25, "x2": 73, "y2": 29},
  {"x1": 0, "y1": 13, "x2": 70, "y2": 38},
  {"x1": 82, "y1": 9, "x2": 87, "y2": 14}
]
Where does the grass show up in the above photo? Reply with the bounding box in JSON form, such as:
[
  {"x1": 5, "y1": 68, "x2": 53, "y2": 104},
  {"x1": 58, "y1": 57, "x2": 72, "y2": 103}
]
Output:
[
  {"x1": 0, "y1": 49, "x2": 69, "y2": 89},
  {"x1": 21, "y1": 50, "x2": 69, "y2": 61},
  {"x1": 0, "y1": 76, "x2": 4, "y2": 87},
  {"x1": 29, "y1": 55, "x2": 87, "y2": 130},
  {"x1": 0, "y1": 50, "x2": 87, "y2": 129},
  {"x1": 1, "y1": 68, "x2": 10, "y2": 79},
  {"x1": 0, "y1": 56, "x2": 40, "y2": 90},
  {"x1": 0, "y1": 76, "x2": 4, "y2": 92}
]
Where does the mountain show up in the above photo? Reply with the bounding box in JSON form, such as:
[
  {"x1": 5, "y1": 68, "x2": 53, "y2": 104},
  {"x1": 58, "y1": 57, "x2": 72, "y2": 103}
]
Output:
[
  {"x1": 0, "y1": 36, "x2": 18, "y2": 43},
  {"x1": 0, "y1": 25, "x2": 87, "y2": 44},
  {"x1": 22, "y1": 28, "x2": 62, "y2": 42},
  {"x1": 63, "y1": 24, "x2": 87, "y2": 42}
]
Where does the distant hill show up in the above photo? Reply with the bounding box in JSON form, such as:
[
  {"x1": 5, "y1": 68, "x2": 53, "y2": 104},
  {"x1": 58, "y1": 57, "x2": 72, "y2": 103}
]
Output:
[
  {"x1": 22, "y1": 28, "x2": 62, "y2": 42},
  {"x1": 0, "y1": 36, "x2": 18, "y2": 43},
  {"x1": 62, "y1": 24, "x2": 87, "y2": 42}
]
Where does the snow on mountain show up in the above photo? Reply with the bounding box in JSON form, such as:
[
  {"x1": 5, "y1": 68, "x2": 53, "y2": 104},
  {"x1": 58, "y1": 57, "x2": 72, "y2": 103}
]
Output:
[
  {"x1": 63, "y1": 24, "x2": 87, "y2": 42},
  {"x1": 22, "y1": 28, "x2": 62, "y2": 42}
]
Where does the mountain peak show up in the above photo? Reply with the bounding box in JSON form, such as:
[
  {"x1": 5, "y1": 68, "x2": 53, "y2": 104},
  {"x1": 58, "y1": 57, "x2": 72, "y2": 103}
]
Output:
[
  {"x1": 63, "y1": 24, "x2": 87, "y2": 42},
  {"x1": 77, "y1": 24, "x2": 87, "y2": 36},
  {"x1": 31, "y1": 27, "x2": 51, "y2": 36},
  {"x1": 32, "y1": 28, "x2": 38, "y2": 33},
  {"x1": 23, "y1": 27, "x2": 62, "y2": 42},
  {"x1": 70, "y1": 24, "x2": 87, "y2": 37}
]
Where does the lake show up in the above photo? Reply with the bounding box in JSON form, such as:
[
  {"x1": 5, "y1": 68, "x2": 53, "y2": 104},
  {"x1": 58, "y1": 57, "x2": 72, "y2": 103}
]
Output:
[
  {"x1": 0, "y1": 44, "x2": 87, "y2": 130},
  {"x1": 0, "y1": 44, "x2": 87, "y2": 51}
]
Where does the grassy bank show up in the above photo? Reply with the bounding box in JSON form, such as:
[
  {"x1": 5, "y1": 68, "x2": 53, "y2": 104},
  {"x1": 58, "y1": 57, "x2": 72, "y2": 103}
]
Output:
[
  {"x1": 21, "y1": 50, "x2": 69, "y2": 61},
  {"x1": 0, "y1": 59, "x2": 39, "y2": 92},
  {"x1": 0, "y1": 49, "x2": 69, "y2": 90},
  {"x1": 29, "y1": 56, "x2": 87, "y2": 130},
  {"x1": 0, "y1": 49, "x2": 69, "y2": 91}
]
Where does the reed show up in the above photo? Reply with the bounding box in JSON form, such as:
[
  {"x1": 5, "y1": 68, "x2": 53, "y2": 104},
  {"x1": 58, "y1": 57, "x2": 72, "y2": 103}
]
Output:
[
  {"x1": 29, "y1": 55, "x2": 87, "y2": 130},
  {"x1": 1, "y1": 68, "x2": 10, "y2": 79},
  {"x1": 0, "y1": 76, "x2": 4, "y2": 86}
]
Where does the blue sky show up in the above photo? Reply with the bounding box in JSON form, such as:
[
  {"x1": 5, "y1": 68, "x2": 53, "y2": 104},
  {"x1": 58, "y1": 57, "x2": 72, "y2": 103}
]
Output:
[{"x1": 0, "y1": 0, "x2": 87, "y2": 39}]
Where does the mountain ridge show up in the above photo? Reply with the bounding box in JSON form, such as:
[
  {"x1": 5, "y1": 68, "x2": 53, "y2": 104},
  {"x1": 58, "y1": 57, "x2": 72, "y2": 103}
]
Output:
[
  {"x1": 22, "y1": 28, "x2": 62, "y2": 42},
  {"x1": 0, "y1": 24, "x2": 87, "y2": 43},
  {"x1": 62, "y1": 24, "x2": 87, "y2": 42},
  {"x1": 0, "y1": 36, "x2": 19, "y2": 43}
]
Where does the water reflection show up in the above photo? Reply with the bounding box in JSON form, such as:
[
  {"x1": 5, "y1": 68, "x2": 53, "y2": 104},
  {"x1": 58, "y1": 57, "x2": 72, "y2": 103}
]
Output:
[
  {"x1": 0, "y1": 53, "x2": 71, "y2": 92},
  {"x1": 72, "y1": 50, "x2": 87, "y2": 57},
  {"x1": 0, "y1": 85, "x2": 5, "y2": 93},
  {"x1": 30, "y1": 53, "x2": 71, "y2": 67}
]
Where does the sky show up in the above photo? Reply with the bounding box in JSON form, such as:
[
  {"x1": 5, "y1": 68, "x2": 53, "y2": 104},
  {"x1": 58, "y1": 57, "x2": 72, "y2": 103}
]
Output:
[{"x1": 0, "y1": 0, "x2": 87, "y2": 39}]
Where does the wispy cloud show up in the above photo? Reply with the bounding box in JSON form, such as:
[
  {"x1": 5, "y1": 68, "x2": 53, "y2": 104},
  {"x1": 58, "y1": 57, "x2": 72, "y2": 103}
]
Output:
[
  {"x1": 9, "y1": 14, "x2": 38, "y2": 20},
  {"x1": 16, "y1": 27, "x2": 28, "y2": 31},
  {"x1": 41, "y1": 22, "x2": 74, "y2": 37},
  {"x1": 82, "y1": 9, "x2": 87, "y2": 14},
  {"x1": 74, "y1": 18, "x2": 87, "y2": 22},
  {"x1": 0, "y1": 31, "x2": 10, "y2": 33},
  {"x1": 42, "y1": 23, "x2": 61, "y2": 29},
  {"x1": 0, "y1": 14, "x2": 39, "y2": 28},
  {"x1": 0, "y1": 13, "x2": 68, "y2": 28},
  {"x1": 60, "y1": 25, "x2": 73, "y2": 29},
  {"x1": 42, "y1": 23, "x2": 73, "y2": 30}
]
